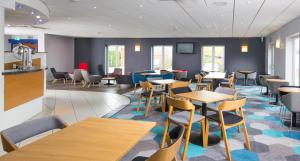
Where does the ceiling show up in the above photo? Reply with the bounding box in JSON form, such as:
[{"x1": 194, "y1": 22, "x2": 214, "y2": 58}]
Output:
[{"x1": 5, "y1": 0, "x2": 300, "y2": 38}]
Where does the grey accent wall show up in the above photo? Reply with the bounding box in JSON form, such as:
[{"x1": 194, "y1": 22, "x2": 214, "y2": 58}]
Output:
[
  {"x1": 266, "y1": 15, "x2": 300, "y2": 78},
  {"x1": 45, "y1": 34, "x2": 75, "y2": 80},
  {"x1": 75, "y1": 37, "x2": 265, "y2": 77}
]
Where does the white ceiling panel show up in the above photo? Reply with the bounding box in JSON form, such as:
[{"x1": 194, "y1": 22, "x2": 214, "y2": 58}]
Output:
[{"x1": 4, "y1": 0, "x2": 300, "y2": 37}]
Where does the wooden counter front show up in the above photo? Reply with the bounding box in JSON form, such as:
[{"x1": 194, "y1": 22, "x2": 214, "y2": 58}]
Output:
[{"x1": 4, "y1": 70, "x2": 44, "y2": 111}]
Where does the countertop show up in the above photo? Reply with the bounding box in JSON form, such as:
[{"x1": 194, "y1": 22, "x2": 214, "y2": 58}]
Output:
[{"x1": 2, "y1": 68, "x2": 44, "y2": 75}]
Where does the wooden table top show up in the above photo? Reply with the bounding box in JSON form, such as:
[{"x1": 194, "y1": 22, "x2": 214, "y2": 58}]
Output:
[
  {"x1": 266, "y1": 79, "x2": 289, "y2": 83},
  {"x1": 150, "y1": 79, "x2": 179, "y2": 85},
  {"x1": 278, "y1": 87, "x2": 300, "y2": 93},
  {"x1": 204, "y1": 72, "x2": 226, "y2": 80},
  {"x1": 177, "y1": 90, "x2": 233, "y2": 104},
  {"x1": 0, "y1": 118, "x2": 156, "y2": 161},
  {"x1": 102, "y1": 77, "x2": 116, "y2": 80},
  {"x1": 238, "y1": 70, "x2": 255, "y2": 74}
]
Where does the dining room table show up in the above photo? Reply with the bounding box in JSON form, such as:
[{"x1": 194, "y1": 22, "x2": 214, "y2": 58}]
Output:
[
  {"x1": 0, "y1": 118, "x2": 156, "y2": 161},
  {"x1": 150, "y1": 79, "x2": 179, "y2": 112},
  {"x1": 204, "y1": 72, "x2": 226, "y2": 90},
  {"x1": 177, "y1": 90, "x2": 233, "y2": 147},
  {"x1": 278, "y1": 87, "x2": 300, "y2": 127},
  {"x1": 238, "y1": 70, "x2": 255, "y2": 86}
]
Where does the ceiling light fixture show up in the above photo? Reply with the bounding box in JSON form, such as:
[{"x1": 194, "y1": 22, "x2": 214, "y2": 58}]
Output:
[
  {"x1": 36, "y1": 15, "x2": 41, "y2": 19},
  {"x1": 30, "y1": 11, "x2": 35, "y2": 15},
  {"x1": 139, "y1": 4, "x2": 143, "y2": 8},
  {"x1": 7, "y1": 24, "x2": 11, "y2": 27},
  {"x1": 135, "y1": 43, "x2": 141, "y2": 52},
  {"x1": 93, "y1": 6, "x2": 97, "y2": 9},
  {"x1": 213, "y1": 2, "x2": 227, "y2": 6}
]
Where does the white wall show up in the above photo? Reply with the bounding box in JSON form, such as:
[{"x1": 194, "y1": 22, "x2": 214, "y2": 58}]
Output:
[
  {"x1": 45, "y1": 34, "x2": 75, "y2": 80},
  {"x1": 266, "y1": 16, "x2": 300, "y2": 78}
]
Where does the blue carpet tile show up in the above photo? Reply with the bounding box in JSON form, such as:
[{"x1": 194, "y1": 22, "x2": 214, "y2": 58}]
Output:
[{"x1": 116, "y1": 85, "x2": 300, "y2": 161}]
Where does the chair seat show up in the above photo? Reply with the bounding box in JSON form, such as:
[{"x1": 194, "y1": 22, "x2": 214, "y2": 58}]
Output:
[
  {"x1": 141, "y1": 90, "x2": 163, "y2": 97},
  {"x1": 196, "y1": 83, "x2": 209, "y2": 86},
  {"x1": 207, "y1": 112, "x2": 243, "y2": 125},
  {"x1": 170, "y1": 111, "x2": 204, "y2": 125},
  {"x1": 203, "y1": 79, "x2": 213, "y2": 83},
  {"x1": 132, "y1": 156, "x2": 148, "y2": 161}
]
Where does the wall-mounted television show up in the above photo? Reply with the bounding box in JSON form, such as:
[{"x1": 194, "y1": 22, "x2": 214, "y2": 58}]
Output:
[{"x1": 176, "y1": 42, "x2": 194, "y2": 54}]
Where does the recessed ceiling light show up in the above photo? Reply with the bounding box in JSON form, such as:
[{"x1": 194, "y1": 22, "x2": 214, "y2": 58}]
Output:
[
  {"x1": 30, "y1": 11, "x2": 35, "y2": 15},
  {"x1": 93, "y1": 6, "x2": 97, "y2": 9},
  {"x1": 7, "y1": 24, "x2": 11, "y2": 27},
  {"x1": 39, "y1": 19, "x2": 43, "y2": 22},
  {"x1": 213, "y1": 2, "x2": 227, "y2": 6},
  {"x1": 139, "y1": 4, "x2": 143, "y2": 8},
  {"x1": 36, "y1": 15, "x2": 41, "y2": 19}
]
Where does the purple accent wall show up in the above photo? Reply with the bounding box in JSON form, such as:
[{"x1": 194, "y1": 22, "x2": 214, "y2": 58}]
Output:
[{"x1": 75, "y1": 38, "x2": 265, "y2": 77}]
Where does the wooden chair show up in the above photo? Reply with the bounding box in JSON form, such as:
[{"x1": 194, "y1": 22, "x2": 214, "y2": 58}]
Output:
[
  {"x1": 168, "y1": 81, "x2": 191, "y2": 97},
  {"x1": 132, "y1": 125, "x2": 185, "y2": 161},
  {"x1": 195, "y1": 74, "x2": 212, "y2": 91},
  {"x1": 205, "y1": 97, "x2": 251, "y2": 161},
  {"x1": 1, "y1": 116, "x2": 68, "y2": 153},
  {"x1": 161, "y1": 96, "x2": 205, "y2": 161},
  {"x1": 220, "y1": 75, "x2": 235, "y2": 89},
  {"x1": 137, "y1": 81, "x2": 164, "y2": 117}
]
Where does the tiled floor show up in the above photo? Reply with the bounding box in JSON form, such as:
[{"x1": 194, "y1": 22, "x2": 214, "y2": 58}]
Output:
[{"x1": 0, "y1": 88, "x2": 131, "y2": 156}]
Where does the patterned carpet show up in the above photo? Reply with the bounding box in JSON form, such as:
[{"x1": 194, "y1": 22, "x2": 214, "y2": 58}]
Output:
[{"x1": 113, "y1": 85, "x2": 300, "y2": 161}]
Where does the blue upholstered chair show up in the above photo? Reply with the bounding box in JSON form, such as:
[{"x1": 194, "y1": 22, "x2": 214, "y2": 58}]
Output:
[{"x1": 162, "y1": 73, "x2": 174, "y2": 79}]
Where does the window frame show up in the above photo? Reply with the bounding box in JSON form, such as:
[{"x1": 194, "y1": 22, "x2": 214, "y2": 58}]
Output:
[
  {"x1": 201, "y1": 45, "x2": 225, "y2": 72},
  {"x1": 151, "y1": 45, "x2": 173, "y2": 70}
]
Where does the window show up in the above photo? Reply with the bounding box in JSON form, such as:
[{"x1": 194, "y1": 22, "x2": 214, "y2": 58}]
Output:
[
  {"x1": 286, "y1": 34, "x2": 300, "y2": 86},
  {"x1": 268, "y1": 44, "x2": 275, "y2": 75},
  {"x1": 201, "y1": 46, "x2": 225, "y2": 72},
  {"x1": 106, "y1": 45, "x2": 125, "y2": 74},
  {"x1": 151, "y1": 45, "x2": 173, "y2": 70}
]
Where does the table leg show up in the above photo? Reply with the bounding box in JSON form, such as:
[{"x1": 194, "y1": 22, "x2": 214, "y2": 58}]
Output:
[
  {"x1": 270, "y1": 94, "x2": 279, "y2": 105},
  {"x1": 263, "y1": 86, "x2": 269, "y2": 95},
  {"x1": 156, "y1": 84, "x2": 169, "y2": 112},
  {"x1": 104, "y1": 79, "x2": 114, "y2": 86},
  {"x1": 244, "y1": 74, "x2": 248, "y2": 86},
  {"x1": 189, "y1": 103, "x2": 220, "y2": 146},
  {"x1": 292, "y1": 113, "x2": 297, "y2": 127}
]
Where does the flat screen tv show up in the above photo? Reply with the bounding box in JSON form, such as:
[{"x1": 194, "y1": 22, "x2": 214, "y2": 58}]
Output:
[{"x1": 176, "y1": 43, "x2": 194, "y2": 54}]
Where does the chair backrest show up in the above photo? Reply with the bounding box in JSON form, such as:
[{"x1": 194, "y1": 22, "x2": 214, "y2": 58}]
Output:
[
  {"x1": 1, "y1": 116, "x2": 67, "y2": 153},
  {"x1": 167, "y1": 96, "x2": 195, "y2": 111},
  {"x1": 235, "y1": 72, "x2": 245, "y2": 79},
  {"x1": 81, "y1": 70, "x2": 90, "y2": 82},
  {"x1": 169, "y1": 81, "x2": 192, "y2": 97},
  {"x1": 74, "y1": 69, "x2": 83, "y2": 81},
  {"x1": 195, "y1": 74, "x2": 203, "y2": 83},
  {"x1": 215, "y1": 87, "x2": 238, "y2": 99},
  {"x1": 174, "y1": 71, "x2": 188, "y2": 80},
  {"x1": 218, "y1": 97, "x2": 247, "y2": 111},
  {"x1": 228, "y1": 76, "x2": 235, "y2": 88},
  {"x1": 132, "y1": 72, "x2": 146, "y2": 84},
  {"x1": 113, "y1": 68, "x2": 123, "y2": 75},
  {"x1": 98, "y1": 64, "x2": 105, "y2": 77},
  {"x1": 247, "y1": 72, "x2": 257, "y2": 79},
  {"x1": 140, "y1": 81, "x2": 153, "y2": 91},
  {"x1": 147, "y1": 77, "x2": 163, "y2": 81},
  {"x1": 269, "y1": 82, "x2": 290, "y2": 94},
  {"x1": 281, "y1": 93, "x2": 300, "y2": 112},
  {"x1": 50, "y1": 68, "x2": 57, "y2": 74},
  {"x1": 162, "y1": 73, "x2": 174, "y2": 79},
  {"x1": 147, "y1": 125, "x2": 185, "y2": 161}
]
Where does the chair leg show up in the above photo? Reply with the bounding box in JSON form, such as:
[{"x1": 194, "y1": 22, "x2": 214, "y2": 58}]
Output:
[
  {"x1": 137, "y1": 95, "x2": 142, "y2": 111},
  {"x1": 242, "y1": 122, "x2": 251, "y2": 150},
  {"x1": 154, "y1": 97, "x2": 157, "y2": 108},
  {"x1": 133, "y1": 84, "x2": 137, "y2": 95},
  {"x1": 161, "y1": 119, "x2": 170, "y2": 148},
  {"x1": 221, "y1": 126, "x2": 232, "y2": 161},
  {"x1": 235, "y1": 110, "x2": 241, "y2": 133},
  {"x1": 161, "y1": 95, "x2": 166, "y2": 113},
  {"x1": 182, "y1": 124, "x2": 192, "y2": 161},
  {"x1": 144, "y1": 97, "x2": 152, "y2": 117},
  {"x1": 290, "y1": 112, "x2": 293, "y2": 131},
  {"x1": 202, "y1": 119, "x2": 208, "y2": 148}
]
